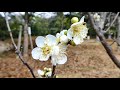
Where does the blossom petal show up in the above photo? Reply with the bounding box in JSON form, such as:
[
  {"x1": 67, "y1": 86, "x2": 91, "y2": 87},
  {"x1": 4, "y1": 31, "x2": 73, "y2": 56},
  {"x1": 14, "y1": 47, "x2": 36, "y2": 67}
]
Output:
[
  {"x1": 46, "y1": 35, "x2": 58, "y2": 46},
  {"x1": 38, "y1": 70, "x2": 44, "y2": 76},
  {"x1": 31, "y1": 47, "x2": 42, "y2": 60},
  {"x1": 67, "y1": 29, "x2": 73, "y2": 40},
  {"x1": 39, "y1": 53, "x2": 50, "y2": 61},
  {"x1": 58, "y1": 43, "x2": 68, "y2": 52},
  {"x1": 73, "y1": 35, "x2": 84, "y2": 45},
  {"x1": 52, "y1": 46, "x2": 59, "y2": 55},
  {"x1": 52, "y1": 54, "x2": 67, "y2": 65},
  {"x1": 51, "y1": 56, "x2": 57, "y2": 66},
  {"x1": 80, "y1": 28, "x2": 88, "y2": 38},
  {"x1": 57, "y1": 54, "x2": 67, "y2": 64},
  {"x1": 36, "y1": 36, "x2": 45, "y2": 47},
  {"x1": 79, "y1": 16, "x2": 85, "y2": 24},
  {"x1": 60, "y1": 35, "x2": 69, "y2": 43},
  {"x1": 56, "y1": 33, "x2": 60, "y2": 38}
]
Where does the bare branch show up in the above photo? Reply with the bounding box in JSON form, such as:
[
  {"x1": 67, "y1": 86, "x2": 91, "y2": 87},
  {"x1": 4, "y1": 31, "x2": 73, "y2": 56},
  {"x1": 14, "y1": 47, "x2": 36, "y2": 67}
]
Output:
[
  {"x1": 103, "y1": 12, "x2": 119, "y2": 33},
  {"x1": 4, "y1": 12, "x2": 18, "y2": 49},
  {"x1": 110, "y1": 40, "x2": 116, "y2": 46},
  {"x1": 88, "y1": 12, "x2": 120, "y2": 68},
  {"x1": 51, "y1": 65, "x2": 56, "y2": 78},
  {"x1": 4, "y1": 12, "x2": 36, "y2": 78}
]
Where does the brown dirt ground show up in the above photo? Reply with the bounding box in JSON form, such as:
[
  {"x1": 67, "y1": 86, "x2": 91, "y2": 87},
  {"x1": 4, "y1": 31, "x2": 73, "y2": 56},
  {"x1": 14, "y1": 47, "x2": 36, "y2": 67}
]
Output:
[{"x1": 1, "y1": 39, "x2": 120, "y2": 78}]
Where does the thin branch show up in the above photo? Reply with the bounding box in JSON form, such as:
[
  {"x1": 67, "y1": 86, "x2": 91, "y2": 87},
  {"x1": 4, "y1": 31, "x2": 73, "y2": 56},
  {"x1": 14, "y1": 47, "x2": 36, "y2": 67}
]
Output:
[
  {"x1": 103, "y1": 12, "x2": 119, "y2": 33},
  {"x1": 4, "y1": 12, "x2": 36, "y2": 78},
  {"x1": 110, "y1": 40, "x2": 116, "y2": 46},
  {"x1": 88, "y1": 12, "x2": 120, "y2": 68},
  {"x1": 51, "y1": 65, "x2": 56, "y2": 78}
]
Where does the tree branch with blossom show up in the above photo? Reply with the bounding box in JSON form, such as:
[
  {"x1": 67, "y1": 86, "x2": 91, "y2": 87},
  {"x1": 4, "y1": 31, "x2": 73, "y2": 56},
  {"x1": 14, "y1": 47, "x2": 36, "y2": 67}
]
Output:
[{"x1": 32, "y1": 16, "x2": 88, "y2": 78}]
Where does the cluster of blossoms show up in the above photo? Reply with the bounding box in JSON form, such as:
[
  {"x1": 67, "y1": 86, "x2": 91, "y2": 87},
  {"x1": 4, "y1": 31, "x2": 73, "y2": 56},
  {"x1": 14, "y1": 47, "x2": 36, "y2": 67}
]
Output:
[
  {"x1": 31, "y1": 16, "x2": 88, "y2": 77},
  {"x1": 37, "y1": 67, "x2": 52, "y2": 78},
  {"x1": 37, "y1": 67, "x2": 58, "y2": 78}
]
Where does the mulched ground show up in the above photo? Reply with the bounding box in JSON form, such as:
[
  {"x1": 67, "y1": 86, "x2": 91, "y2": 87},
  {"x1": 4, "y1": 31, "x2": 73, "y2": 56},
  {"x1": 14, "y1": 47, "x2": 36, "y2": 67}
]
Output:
[{"x1": 0, "y1": 39, "x2": 120, "y2": 78}]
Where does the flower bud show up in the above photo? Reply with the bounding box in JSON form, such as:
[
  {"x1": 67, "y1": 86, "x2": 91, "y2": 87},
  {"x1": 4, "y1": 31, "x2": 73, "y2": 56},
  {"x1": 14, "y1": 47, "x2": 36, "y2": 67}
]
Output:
[
  {"x1": 44, "y1": 67, "x2": 47, "y2": 71},
  {"x1": 71, "y1": 17, "x2": 79, "y2": 24},
  {"x1": 64, "y1": 31, "x2": 68, "y2": 35},
  {"x1": 48, "y1": 68, "x2": 52, "y2": 71}
]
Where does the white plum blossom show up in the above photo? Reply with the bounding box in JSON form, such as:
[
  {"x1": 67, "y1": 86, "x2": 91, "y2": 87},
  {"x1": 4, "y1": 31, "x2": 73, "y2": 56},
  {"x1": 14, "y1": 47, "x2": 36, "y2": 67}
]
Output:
[
  {"x1": 56, "y1": 30, "x2": 69, "y2": 44},
  {"x1": 93, "y1": 13, "x2": 100, "y2": 21},
  {"x1": 37, "y1": 68, "x2": 52, "y2": 78},
  {"x1": 67, "y1": 16, "x2": 88, "y2": 45},
  {"x1": 32, "y1": 34, "x2": 68, "y2": 66},
  {"x1": 31, "y1": 15, "x2": 89, "y2": 78},
  {"x1": 31, "y1": 16, "x2": 88, "y2": 65},
  {"x1": 51, "y1": 43, "x2": 67, "y2": 66},
  {"x1": 32, "y1": 34, "x2": 58, "y2": 61}
]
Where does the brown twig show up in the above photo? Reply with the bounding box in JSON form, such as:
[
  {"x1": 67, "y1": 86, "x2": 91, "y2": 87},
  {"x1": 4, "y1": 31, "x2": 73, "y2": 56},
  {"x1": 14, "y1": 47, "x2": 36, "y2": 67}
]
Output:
[
  {"x1": 110, "y1": 40, "x2": 116, "y2": 46},
  {"x1": 51, "y1": 65, "x2": 56, "y2": 78},
  {"x1": 4, "y1": 12, "x2": 36, "y2": 78},
  {"x1": 88, "y1": 12, "x2": 120, "y2": 68}
]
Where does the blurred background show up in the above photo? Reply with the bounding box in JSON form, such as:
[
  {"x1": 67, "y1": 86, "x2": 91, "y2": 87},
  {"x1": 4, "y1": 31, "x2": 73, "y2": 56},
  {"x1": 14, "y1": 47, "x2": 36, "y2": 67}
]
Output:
[{"x1": 0, "y1": 12, "x2": 120, "y2": 78}]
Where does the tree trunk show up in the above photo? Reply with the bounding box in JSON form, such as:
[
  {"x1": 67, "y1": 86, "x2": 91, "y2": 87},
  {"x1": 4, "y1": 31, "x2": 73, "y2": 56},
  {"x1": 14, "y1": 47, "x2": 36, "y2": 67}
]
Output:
[
  {"x1": 17, "y1": 25, "x2": 22, "y2": 52},
  {"x1": 117, "y1": 16, "x2": 120, "y2": 51},
  {"x1": 23, "y1": 12, "x2": 29, "y2": 58},
  {"x1": 28, "y1": 27, "x2": 33, "y2": 50},
  {"x1": 96, "y1": 35, "x2": 100, "y2": 42}
]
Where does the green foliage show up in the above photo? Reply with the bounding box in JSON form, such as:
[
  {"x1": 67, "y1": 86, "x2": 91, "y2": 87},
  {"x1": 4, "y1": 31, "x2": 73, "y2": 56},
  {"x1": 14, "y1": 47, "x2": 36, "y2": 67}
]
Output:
[
  {"x1": 31, "y1": 16, "x2": 50, "y2": 36},
  {"x1": 0, "y1": 15, "x2": 9, "y2": 40},
  {"x1": 1, "y1": 12, "x2": 110, "y2": 40}
]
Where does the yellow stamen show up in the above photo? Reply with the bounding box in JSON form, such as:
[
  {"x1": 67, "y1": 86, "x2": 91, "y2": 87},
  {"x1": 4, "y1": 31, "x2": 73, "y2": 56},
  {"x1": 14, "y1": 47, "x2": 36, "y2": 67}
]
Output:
[{"x1": 42, "y1": 45, "x2": 51, "y2": 55}]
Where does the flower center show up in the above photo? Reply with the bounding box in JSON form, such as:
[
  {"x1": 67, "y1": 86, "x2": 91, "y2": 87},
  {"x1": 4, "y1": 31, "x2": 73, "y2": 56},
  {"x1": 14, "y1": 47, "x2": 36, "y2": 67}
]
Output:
[
  {"x1": 42, "y1": 45, "x2": 51, "y2": 55},
  {"x1": 72, "y1": 22, "x2": 86, "y2": 35}
]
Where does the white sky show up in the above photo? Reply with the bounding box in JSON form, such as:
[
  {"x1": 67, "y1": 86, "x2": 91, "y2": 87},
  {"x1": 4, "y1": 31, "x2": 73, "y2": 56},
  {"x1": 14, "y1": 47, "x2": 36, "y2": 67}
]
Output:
[{"x1": 0, "y1": 12, "x2": 70, "y2": 18}]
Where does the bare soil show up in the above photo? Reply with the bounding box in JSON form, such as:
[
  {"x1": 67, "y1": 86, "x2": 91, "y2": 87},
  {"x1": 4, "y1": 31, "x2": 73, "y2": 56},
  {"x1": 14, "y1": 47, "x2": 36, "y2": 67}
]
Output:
[{"x1": 0, "y1": 39, "x2": 120, "y2": 78}]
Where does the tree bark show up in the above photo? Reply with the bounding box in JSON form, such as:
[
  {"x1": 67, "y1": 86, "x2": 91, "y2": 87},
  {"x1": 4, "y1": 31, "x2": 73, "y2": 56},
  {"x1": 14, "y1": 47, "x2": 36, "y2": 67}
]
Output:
[
  {"x1": 117, "y1": 16, "x2": 120, "y2": 51},
  {"x1": 28, "y1": 27, "x2": 33, "y2": 50},
  {"x1": 96, "y1": 35, "x2": 100, "y2": 41},
  {"x1": 17, "y1": 25, "x2": 22, "y2": 52},
  {"x1": 23, "y1": 12, "x2": 29, "y2": 58}
]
